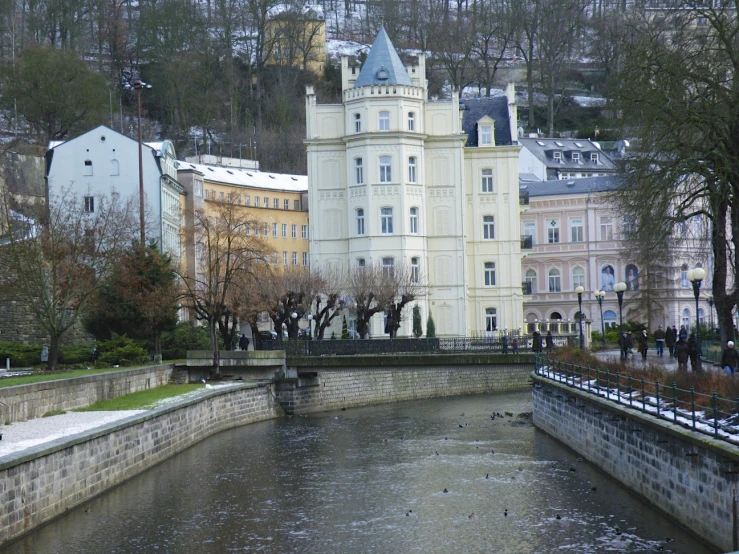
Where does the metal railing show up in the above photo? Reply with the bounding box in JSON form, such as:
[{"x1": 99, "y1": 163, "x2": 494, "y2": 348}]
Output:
[
  {"x1": 535, "y1": 354, "x2": 739, "y2": 445},
  {"x1": 522, "y1": 281, "x2": 533, "y2": 295},
  {"x1": 519, "y1": 191, "x2": 530, "y2": 205},
  {"x1": 263, "y1": 335, "x2": 577, "y2": 356}
]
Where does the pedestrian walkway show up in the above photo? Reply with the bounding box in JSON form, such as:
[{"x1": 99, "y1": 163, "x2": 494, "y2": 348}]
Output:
[{"x1": 595, "y1": 348, "x2": 679, "y2": 371}]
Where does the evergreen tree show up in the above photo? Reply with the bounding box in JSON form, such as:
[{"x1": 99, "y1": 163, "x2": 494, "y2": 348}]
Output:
[
  {"x1": 426, "y1": 313, "x2": 436, "y2": 338},
  {"x1": 341, "y1": 315, "x2": 350, "y2": 339},
  {"x1": 412, "y1": 305, "x2": 423, "y2": 338}
]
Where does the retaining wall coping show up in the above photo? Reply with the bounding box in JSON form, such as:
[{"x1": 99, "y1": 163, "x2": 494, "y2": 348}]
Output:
[
  {"x1": 0, "y1": 381, "x2": 263, "y2": 471},
  {"x1": 289, "y1": 353, "x2": 536, "y2": 367},
  {"x1": 0, "y1": 364, "x2": 175, "y2": 396},
  {"x1": 532, "y1": 373, "x2": 739, "y2": 462}
]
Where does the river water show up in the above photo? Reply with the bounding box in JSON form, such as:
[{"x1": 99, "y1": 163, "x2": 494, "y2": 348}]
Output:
[{"x1": 4, "y1": 392, "x2": 714, "y2": 554}]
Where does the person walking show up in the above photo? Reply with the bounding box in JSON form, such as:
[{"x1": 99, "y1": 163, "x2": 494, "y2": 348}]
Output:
[
  {"x1": 545, "y1": 331, "x2": 554, "y2": 354},
  {"x1": 666, "y1": 325, "x2": 677, "y2": 358},
  {"x1": 679, "y1": 325, "x2": 688, "y2": 341},
  {"x1": 687, "y1": 333, "x2": 699, "y2": 372},
  {"x1": 238, "y1": 333, "x2": 249, "y2": 351},
  {"x1": 626, "y1": 331, "x2": 635, "y2": 360},
  {"x1": 675, "y1": 337, "x2": 689, "y2": 372},
  {"x1": 721, "y1": 341, "x2": 739, "y2": 375},
  {"x1": 619, "y1": 332, "x2": 628, "y2": 361},
  {"x1": 638, "y1": 330, "x2": 649, "y2": 360},
  {"x1": 532, "y1": 330, "x2": 542, "y2": 353},
  {"x1": 653, "y1": 325, "x2": 666, "y2": 358}
]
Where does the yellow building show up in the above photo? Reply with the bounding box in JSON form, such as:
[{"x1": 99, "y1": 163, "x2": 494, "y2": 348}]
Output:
[
  {"x1": 265, "y1": 4, "x2": 326, "y2": 75},
  {"x1": 176, "y1": 162, "x2": 310, "y2": 276}
]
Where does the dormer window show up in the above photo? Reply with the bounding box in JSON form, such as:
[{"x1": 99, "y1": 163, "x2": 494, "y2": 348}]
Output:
[
  {"x1": 379, "y1": 111, "x2": 390, "y2": 131},
  {"x1": 354, "y1": 113, "x2": 361, "y2": 133},
  {"x1": 571, "y1": 152, "x2": 580, "y2": 162},
  {"x1": 376, "y1": 67, "x2": 389, "y2": 80},
  {"x1": 553, "y1": 151, "x2": 562, "y2": 162},
  {"x1": 480, "y1": 125, "x2": 492, "y2": 146},
  {"x1": 591, "y1": 152, "x2": 600, "y2": 164}
]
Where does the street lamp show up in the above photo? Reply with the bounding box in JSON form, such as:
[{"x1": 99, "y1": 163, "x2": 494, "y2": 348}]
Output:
[
  {"x1": 595, "y1": 290, "x2": 606, "y2": 345},
  {"x1": 688, "y1": 267, "x2": 706, "y2": 371},
  {"x1": 614, "y1": 282, "x2": 627, "y2": 358},
  {"x1": 575, "y1": 286, "x2": 585, "y2": 349},
  {"x1": 124, "y1": 78, "x2": 152, "y2": 245},
  {"x1": 307, "y1": 313, "x2": 313, "y2": 339}
]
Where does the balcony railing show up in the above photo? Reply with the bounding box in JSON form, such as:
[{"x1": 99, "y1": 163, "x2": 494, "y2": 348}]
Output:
[
  {"x1": 522, "y1": 281, "x2": 533, "y2": 295},
  {"x1": 519, "y1": 191, "x2": 530, "y2": 205},
  {"x1": 521, "y1": 235, "x2": 533, "y2": 249}
]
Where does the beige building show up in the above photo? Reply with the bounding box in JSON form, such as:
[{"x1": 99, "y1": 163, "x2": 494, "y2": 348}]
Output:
[
  {"x1": 521, "y1": 176, "x2": 713, "y2": 333},
  {"x1": 266, "y1": 4, "x2": 326, "y2": 75},
  {"x1": 305, "y1": 28, "x2": 525, "y2": 337}
]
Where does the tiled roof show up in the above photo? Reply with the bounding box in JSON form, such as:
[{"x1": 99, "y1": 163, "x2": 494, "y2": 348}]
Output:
[
  {"x1": 353, "y1": 26, "x2": 413, "y2": 88},
  {"x1": 177, "y1": 161, "x2": 307, "y2": 193},
  {"x1": 461, "y1": 97, "x2": 512, "y2": 147},
  {"x1": 518, "y1": 137, "x2": 618, "y2": 172},
  {"x1": 522, "y1": 175, "x2": 623, "y2": 198}
]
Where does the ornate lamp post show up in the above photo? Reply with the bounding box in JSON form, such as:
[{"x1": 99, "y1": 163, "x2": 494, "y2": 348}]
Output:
[
  {"x1": 124, "y1": 79, "x2": 152, "y2": 245},
  {"x1": 614, "y1": 281, "x2": 627, "y2": 334},
  {"x1": 291, "y1": 311, "x2": 298, "y2": 339},
  {"x1": 575, "y1": 286, "x2": 585, "y2": 349},
  {"x1": 688, "y1": 267, "x2": 706, "y2": 371},
  {"x1": 595, "y1": 290, "x2": 606, "y2": 345},
  {"x1": 307, "y1": 313, "x2": 313, "y2": 339}
]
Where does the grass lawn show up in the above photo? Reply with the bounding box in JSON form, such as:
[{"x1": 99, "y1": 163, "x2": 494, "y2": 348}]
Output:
[{"x1": 75, "y1": 384, "x2": 204, "y2": 411}]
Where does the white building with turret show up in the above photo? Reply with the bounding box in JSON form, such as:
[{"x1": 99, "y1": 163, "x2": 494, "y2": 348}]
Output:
[{"x1": 305, "y1": 28, "x2": 525, "y2": 336}]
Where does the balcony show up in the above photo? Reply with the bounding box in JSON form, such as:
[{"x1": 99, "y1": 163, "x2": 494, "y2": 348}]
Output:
[
  {"x1": 521, "y1": 236, "x2": 533, "y2": 250},
  {"x1": 519, "y1": 191, "x2": 530, "y2": 205},
  {"x1": 522, "y1": 281, "x2": 533, "y2": 295}
]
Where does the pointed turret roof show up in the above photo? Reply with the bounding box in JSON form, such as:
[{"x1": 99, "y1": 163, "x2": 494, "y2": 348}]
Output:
[{"x1": 353, "y1": 26, "x2": 413, "y2": 88}]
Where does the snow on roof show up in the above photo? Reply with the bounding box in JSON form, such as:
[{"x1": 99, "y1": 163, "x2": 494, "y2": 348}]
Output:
[
  {"x1": 267, "y1": 3, "x2": 324, "y2": 19},
  {"x1": 326, "y1": 38, "x2": 370, "y2": 59},
  {"x1": 178, "y1": 161, "x2": 307, "y2": 193}
]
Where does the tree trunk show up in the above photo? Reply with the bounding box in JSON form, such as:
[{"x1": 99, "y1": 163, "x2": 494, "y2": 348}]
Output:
[
  {"x1": 48, "y1": 334, "x2": 60, "y2": 371},
  {"x1": 209, "y1": 319, "x2": 220, "y2": 377}
]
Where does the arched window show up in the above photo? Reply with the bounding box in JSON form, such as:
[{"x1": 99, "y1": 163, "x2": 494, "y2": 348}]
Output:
[
  {"x1": 603, "y1": 310, "x2": 617, "y2": 328},
  {"x1": 548, "y1": 269, "x2": 561, "y2": 292},
  {"x1": 409, "y1": 207, "x2": 419, "y2": 234},
  {"x1": 408, "y1": 112, "x2": 416, "y2": 131},
  {"x1": 524, "y1": 269, "x2": 537, "y2": 294},
  {"x1": 110, "y1": 159, "x2": 120, "y2": 176},
  {"x1": 408, "y1": 156, "x2": 417, "y2": 183},
  {"x1": 379, "y1": 111, "x2": 390, "y2": 131},
  {"x1": 354, "y1": 158, "x2": 364, "y2": 184},
  {"x1": 354, "y1": 113, "x2": 361, "y2": 133},
  {"x1": 483, "y1": 216, "x2": 495, "y2": 240},
  {"x1": 572, "y1": 266, "x2": 585, "y2": 290},
  {"x1": 682, "y1": 308, "x2": 691, "y2": 328},
  {"x1": 550, "y1": 311, "x2": 563, "y2": 321},
  {"x1": 356, "y1": 208, "x2": 365, "y2": 236}
]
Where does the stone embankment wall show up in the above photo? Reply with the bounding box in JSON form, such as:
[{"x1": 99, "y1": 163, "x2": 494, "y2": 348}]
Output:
[
  {"x1": 0, "y1": 383, "x2": 280, "y2": 547},
  {"x1": 532, "y1": 374, "x2": 738, "y2": 553},
  {"x1": 0, "y1": 364, "x2": 175, "y2": 424},
  {"x1": 281, "y1": 354, "x2": 534, "y2": 414}
]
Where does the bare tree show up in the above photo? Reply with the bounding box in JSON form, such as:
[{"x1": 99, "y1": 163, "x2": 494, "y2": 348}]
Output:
[
  {"x1": 178, "y1": 194, "x2": 271, "y2": 375},
  {"x1": 309, "y1": 265, "x2": 345, "y2": 339},
  {"x1": 472, "y1": 0, "x2": 515, "y2": 96},
  {"x1": 263, "y1": 265, "x2": 319, "y2": 339},
  {"x1": 0, "y1": 188, "x2": 137, "y2": 370}
]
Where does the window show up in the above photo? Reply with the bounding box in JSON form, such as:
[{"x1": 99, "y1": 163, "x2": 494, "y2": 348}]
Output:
[
  {"x1": 283, "y1": 251, "x2": 288, "y2": 266},
  {"x1": 194, "y1": 180, "x2": 203, "y2": 197},
  {"x1": 547, "y1": 220, "x2": 560, "y2": 244},
  {"x1": 408, "y1": 156, "x2": 417, "y2": 183},
  {"x1": 83, "y1": 160, "x2": 93, "y2": 176},
  {"x1": 219, "y1": 191, "x2": 225, "y2": 202},
  {"x1": 480, "y1": 125, "x2": 492, "y2": 146},
  {"x1": 379, "y1": 111, "x2": 390, "y2": 131},
  {"x1": 245, "y1": 195, "x2": 251, "y2": 206},
  {"x1": 571, "y1": 152, "x2": 580, "y2": 162},
  {"x1": 600, "y1": 216, "x2": 613, "y2": 241},
  {"x1": 409, "y1": 207, "x2": 419, "y2": 234},
  {"x1": 110, "y1": 159, "x2": 120, "y2": 176},
  {"x1": 483, "y1": 216, "x2": 495, "y2": 240},
  {"x1": 282, "y1": 224, "x2": 287, "y2": 238},
  {"x1": 264, "y1": 197, "x2": 269, "y2": 208},
  {"x1": 682, "y1": 308, "x2": 691, "y2": 328},
  {"x1": 284, "y1": 199, "x2": 289, "y2": 210},
  {"x1": 255, "y1": 197, "x2": 260, "y2": 208},
  {"x1": 292, "y1": 224, "x2": 297, "y2": 238},
  {"x1": 525, "y1": 269, "x2": 537, "y2": 294},
  {"x1": 411, "y1": 257, "x2": 420, "y2": 283},
  {"x1": 548, "y1": 269, "x2": 562, "y2": 292},
  {"x1": 572, "y1": 266, "x2": 586, "y2": 289},
  {"x1": 603, "y1": 310, "x2": 617, "y2": 328},
  {"x1": 570, "y1": 217, "x2": 584, "y2": 242},
  {"x1": 680, "y1": 263, "x2": 689, "y2": 288},
  {"x1": 84, "y1": 196, "x2": 94, "y2": 213},
  {"x1": 381, "y1": 207, "x2": 394, "y2": 234},
  {"x1": 591, "y1": 152, "x2": 600, "y2": 164},
  {"x1": 382, "y1": 257, "x2": 395, "y2": 276},
  {"x1": 262, "y1": 223, "x2": 269, "y2": 236},
  {"x1": 356, "y1": 208, "x2": 365, "y2": 235},
  {"x1": 481, "y1": 169, "x2": 494, "y2": 193},
  {"x1": 379, "y1": 156, "x2": 392, "y2": 183},
  {"x1": 273, "y1": 253, "x2": 279, "y2": 265},
  {"x1": 303, "y1": 252, "x2": 309, "y2": 266},
  {"x1": 354, "y1": 113, "x2": 361, "y2": 133},
  {"x1": 245, "y1": 224, "x2": 251, "y2": 236},
  {"x1": 294, "y1": 200, "x2": 300, "y2": 210},
  {"x1": 408, "y1": 112, "x2": 416, "y2": 131},
  {"x1": 698, "y1": 308, "x2": 705, "y2": 325},
  {"x1": 272, "y1": 198, "x2": 278, "y2": 209},
  {"x1": 485, "y1": 308, "x2": 497, "y2": 332},
  {"x1": 355, "y1": 158, "x2": 364, "y2": 184},
  {"x1": 523, "y1": 221, "x2": 536, "y2": 245},
  {"x1": 292, "y1": 252, "x2": 298, "y2": 266},
  {"x1": 553, "y1": 152, "x2": 562, "y2": 162},
  {"x1": 357, "y1": 258, "x2": 366, "y2": 268},
  {"x1": 302, "y1": 225, "x2": 308, "y2": 239},
  {"x1": 272, "y1": 223, "x2": 278, "y2": 238},
  {"x1": 484, "y1": 262, "x2": 496, "y2": 286}
]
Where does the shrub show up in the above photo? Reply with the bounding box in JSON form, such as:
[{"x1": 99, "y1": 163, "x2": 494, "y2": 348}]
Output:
[
  {"x1": 159, "y1": 322, "x2": 211, "y2": 360},
  {"x1": 426, "y1": 314, "x2": 436, "y2": 338},
  {"x1": 59, "y1": 344, "x2": 94, "y2": 364},
  {"x1": 97, "y1": 334, "x2": 148, "y2": 366},
  {"x1": 0, "y1": 342, "x2": 41, "y2": 366}
]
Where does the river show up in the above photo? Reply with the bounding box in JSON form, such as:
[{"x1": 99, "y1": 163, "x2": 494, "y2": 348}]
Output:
[{"x1": 3, "y1": 392, "x2": 714, "y2": 553}]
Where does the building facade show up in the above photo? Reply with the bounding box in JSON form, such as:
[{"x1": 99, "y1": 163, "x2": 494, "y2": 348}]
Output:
[
  {"x1": 521, "y1": 177, "x2": 713, "y2": 333},
  {"x1": 519, "y1": 137, "x2": 618, "y2": 182},
  {"x1": 45, "y1": 126, "x2": 183, "y2": 257},
  {"x1": 305, "y1": 28, "x2": 525, "y2": 337}
]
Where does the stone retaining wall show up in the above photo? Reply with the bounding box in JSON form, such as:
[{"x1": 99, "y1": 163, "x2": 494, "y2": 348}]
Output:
[
  {"x1": 0, "y1": 383, "x2": 280, "y2": 547},
  {"x1": 0, "y1": 365, "x2": 175, "y2": 424},
  {"x1": 532, "y1": 374, "x2": 738, "y2": 553},
  {"x1": 280, "y1": 354, "x2": 534, "y2": 414}
]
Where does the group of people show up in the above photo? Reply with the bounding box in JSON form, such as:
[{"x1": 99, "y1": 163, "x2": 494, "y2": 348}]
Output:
[
  {"x1": 531, "y1": 330, "x2": 555, "y2": 353},
  {"x1": 623, "y1": 324, "x2": 701, "y2": 371}
]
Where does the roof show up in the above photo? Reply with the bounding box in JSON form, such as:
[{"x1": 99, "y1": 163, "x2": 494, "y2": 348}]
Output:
[
  {"x1": 518, "y1": 137, "x2": 618, "y2": 172},
  {"x1": 353, "y1": 26, "x2": 413, "y2": 88},
  {"x1": 267, "y1": 3, "x2": 324, "y2": 20},
  {"x1": 461, "y1": 97, "x2": 512, "y2": 147},
  {"x1": 177, "y1": 161, "x2": 307, "y2": 193},
  {"x1": 48, "y1": 125, "x2": 158, "y2": 155},
  {"x1": 522, "y1": 175, "x2": 623, "y2": 198}
]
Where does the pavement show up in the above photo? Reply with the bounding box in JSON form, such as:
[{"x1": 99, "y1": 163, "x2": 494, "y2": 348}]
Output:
[{"x1": 594, "y1": 347, "x2": 720, "y2": 372}]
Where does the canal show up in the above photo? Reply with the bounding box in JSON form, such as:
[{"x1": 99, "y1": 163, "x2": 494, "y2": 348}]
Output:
[{"x1": 4, "y1": 392, "x2": 714, "y2": 553}]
